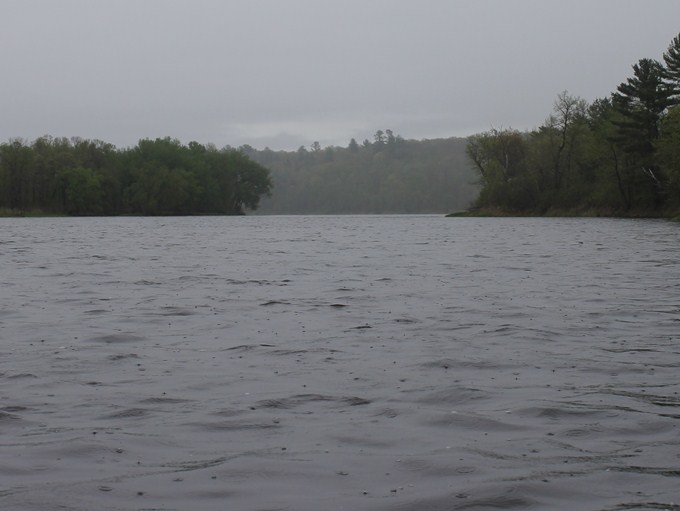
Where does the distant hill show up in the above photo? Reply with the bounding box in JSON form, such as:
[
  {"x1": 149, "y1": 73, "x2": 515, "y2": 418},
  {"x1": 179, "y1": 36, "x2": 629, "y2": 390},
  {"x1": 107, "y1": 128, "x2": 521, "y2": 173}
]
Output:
[{"x1": 239, "y1": 132, "x2": 479, "y2": 214}]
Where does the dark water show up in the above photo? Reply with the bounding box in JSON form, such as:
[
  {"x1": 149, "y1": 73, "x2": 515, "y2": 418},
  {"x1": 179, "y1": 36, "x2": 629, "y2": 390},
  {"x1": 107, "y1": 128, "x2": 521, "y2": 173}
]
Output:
[{"x1": 1, "y1": 215, "x2": 679, "y2": 511}]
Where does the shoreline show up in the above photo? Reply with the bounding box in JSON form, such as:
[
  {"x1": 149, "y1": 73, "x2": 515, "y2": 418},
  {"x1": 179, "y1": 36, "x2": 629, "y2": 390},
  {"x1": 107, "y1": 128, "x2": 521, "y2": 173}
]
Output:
[
  {"x1": 3, "y1": 208, "x2": 679, "y2": 221},
  {"x1": 446, "y1": 208, "x2": 680, "y2": 221}
]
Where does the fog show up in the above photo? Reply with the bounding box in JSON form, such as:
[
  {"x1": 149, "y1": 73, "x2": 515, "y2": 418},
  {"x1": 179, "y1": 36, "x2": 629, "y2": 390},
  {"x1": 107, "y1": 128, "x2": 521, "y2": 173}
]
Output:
[{"x1": 2, "y1": 0, "x2": 680, "y2": 149}]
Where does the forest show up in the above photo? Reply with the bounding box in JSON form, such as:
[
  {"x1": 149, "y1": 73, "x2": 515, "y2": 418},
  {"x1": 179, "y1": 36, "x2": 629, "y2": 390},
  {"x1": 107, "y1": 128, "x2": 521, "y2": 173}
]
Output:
[
  {"x1": 466, "y1": 33, "x2": 680, "y2": 218},
  {"x1": 240, "y1": 133, "x2": 477, "y2": 214},
  {"x1": 0, "y1": 137, "x2": 272, "y2": 216},
  {"x1": 0, "y1": 130, "x2": 480, "y2": 216}
]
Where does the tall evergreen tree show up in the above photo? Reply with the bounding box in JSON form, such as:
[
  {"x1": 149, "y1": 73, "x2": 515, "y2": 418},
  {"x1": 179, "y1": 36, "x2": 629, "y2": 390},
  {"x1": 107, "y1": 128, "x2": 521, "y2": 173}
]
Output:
[
  {"x1": 663, "y1": 32, "x2": 680, "y2": 86},
  {"x1": 612, "y1": 59, "x2": 675, "y2": 157},
  {"x1": 611, "y1": 59, "x2": 677, "y2": 206}
]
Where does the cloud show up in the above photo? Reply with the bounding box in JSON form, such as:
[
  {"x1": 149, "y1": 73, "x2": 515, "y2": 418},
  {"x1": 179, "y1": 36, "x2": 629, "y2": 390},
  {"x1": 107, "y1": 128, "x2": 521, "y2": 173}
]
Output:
[{"x1": 2, "y1": 0, "x2": 680, "y2": 149}]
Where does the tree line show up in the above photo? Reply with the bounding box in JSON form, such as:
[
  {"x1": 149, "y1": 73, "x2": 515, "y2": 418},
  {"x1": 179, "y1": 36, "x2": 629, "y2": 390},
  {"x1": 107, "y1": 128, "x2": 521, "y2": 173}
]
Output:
[
  {"x1": 241, "y1": 131, "x2": 478, "y2": 214},
  {"x1": 0, "y1": 137, "x2": 271, "y2": 216},
  {"x1": 467, "y1": 33, "x2": 680, "y2": 217}
]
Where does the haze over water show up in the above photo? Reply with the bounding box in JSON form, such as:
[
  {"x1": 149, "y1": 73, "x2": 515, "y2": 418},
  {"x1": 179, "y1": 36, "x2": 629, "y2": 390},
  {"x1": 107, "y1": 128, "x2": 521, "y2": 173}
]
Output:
[{"x1": 1, "y1": 215, "x2": 679, "y2": 510}]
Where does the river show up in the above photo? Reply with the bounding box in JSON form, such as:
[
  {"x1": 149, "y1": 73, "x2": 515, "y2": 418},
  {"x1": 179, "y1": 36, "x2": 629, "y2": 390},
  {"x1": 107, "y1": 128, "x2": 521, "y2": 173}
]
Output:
[{"x1": 1, "y1": 215, "x2": 679, "y2": 510}]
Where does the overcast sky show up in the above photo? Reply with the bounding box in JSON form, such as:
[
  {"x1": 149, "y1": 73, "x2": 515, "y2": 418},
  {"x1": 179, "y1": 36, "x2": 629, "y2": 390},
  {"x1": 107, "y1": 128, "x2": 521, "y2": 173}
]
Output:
[{"x1": 2, "y1": 1, "x2": 680, "y2": 151}]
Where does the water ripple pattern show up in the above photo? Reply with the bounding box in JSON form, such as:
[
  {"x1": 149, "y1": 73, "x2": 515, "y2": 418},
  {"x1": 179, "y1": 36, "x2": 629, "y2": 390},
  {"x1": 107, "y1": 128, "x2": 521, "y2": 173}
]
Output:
[{"x1": 1, "y1": 215, "x2": 679, "y2": 510}]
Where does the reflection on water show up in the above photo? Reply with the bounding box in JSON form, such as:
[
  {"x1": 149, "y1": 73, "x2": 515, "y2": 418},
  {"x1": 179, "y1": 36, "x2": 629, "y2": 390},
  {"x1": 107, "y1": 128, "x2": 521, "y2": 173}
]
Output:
[{"x1": 1, "y1": 215, "x2": 679, "y2": 511}]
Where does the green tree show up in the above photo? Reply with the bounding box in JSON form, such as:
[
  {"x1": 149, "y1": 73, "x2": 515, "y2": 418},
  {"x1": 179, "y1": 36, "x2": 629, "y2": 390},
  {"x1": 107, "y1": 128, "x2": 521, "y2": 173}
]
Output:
[
  {"x1": 657, "y1": 105, "x2": 680, "y2": 209},
  {"x1": 0, "y1": 139, "x2": 34, "y2": 211},
  {"x1": 612, "y1": 59, "x2": 675, "y2": 156},
  {"x1": 612, "y1": 58, "x2": 677, "y2": 206},
  {"x1": 545, "y1": 91, "x2": 589, "y2": 191},
  {"x1": 466, "y1": 128, "x2": 531, "y2": 211},
  {"x1": 373, "y1": 130, "x2": 386, "y2": 146},
  {"x1": 663, "y1": 32, "x2": 680, "y2": 86},
  {"x1": 57, "y1": 167, "x2": 104, "y2": 215},
  {"x1": 229, "y1": 150, "x2": 272, "y2": 212},
  {"x1": 584, "y1": 97, "x2": 631, "y2": 210}
]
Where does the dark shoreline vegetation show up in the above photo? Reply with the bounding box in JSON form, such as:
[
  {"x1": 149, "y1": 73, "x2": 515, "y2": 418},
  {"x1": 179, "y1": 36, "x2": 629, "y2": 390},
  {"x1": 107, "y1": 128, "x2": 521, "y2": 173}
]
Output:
[
  {"x1": 446, "y1": 208, "x2": 680, "y2": 222},
  {"x1": 460, "y1": 33, "x2": 680, "y2": 220},
  {"x1": 0, "y1": 133, "x2": 479, "y2": 217},
  {"x1": 0, "y1": 137, "x2": 272, "y2": 216},
  {"x1": 1, "y1": 134, "x2": 480, "y2": 218}
]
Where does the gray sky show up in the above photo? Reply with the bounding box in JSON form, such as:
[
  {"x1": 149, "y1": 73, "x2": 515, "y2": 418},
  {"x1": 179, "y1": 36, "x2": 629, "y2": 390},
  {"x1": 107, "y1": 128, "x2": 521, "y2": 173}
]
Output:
[{"x1": 2, "y1": 0, "x2": 680, "y2": 151}]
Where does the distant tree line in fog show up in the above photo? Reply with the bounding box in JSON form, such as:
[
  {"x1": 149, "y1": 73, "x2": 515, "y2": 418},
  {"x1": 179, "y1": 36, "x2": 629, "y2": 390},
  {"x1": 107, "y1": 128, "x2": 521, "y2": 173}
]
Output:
[
  {"x1": 467, "y1": 33, "x2": 680, "y2": 217},
  {"x1": 0, "y1": 137, "x2": 272, "y2": 216},
  {"x1": 240, "y1": 131, "x2": 478, "y2": 214}
]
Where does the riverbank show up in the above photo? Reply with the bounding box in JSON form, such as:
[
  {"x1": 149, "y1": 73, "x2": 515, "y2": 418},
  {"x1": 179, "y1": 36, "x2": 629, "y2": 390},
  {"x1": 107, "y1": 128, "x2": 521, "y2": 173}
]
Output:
[
  {"x1": 0, "y1": 208, "x2": 65, "y2": 218},
  {"x1": 0, "y1": 208, "x2": 248, "y2": 218},
  {"x1": 447, "y1": 207, "x2": 680, "y2": 221}
]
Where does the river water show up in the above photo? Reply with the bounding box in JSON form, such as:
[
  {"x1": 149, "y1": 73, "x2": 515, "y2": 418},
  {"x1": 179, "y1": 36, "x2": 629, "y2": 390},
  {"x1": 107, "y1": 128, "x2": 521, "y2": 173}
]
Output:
[{"x1": 1, "y1": 215, "x2": 679, "y2": 511}]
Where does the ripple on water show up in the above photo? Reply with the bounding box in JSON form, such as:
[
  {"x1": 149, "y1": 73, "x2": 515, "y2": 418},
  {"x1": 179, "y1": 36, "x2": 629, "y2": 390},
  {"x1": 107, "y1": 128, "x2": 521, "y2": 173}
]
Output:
[
  {"x1": 400, "y1": 457, "x2": 479, "y2": 477},
  {"x1": 1, "y1": 216, "x2": 679, "y2": 511},
  {"x1": 100, "y1": 408, "x2": 151, "y2": 419},
  {"x1": 418, "y1": 358, "x2": 514, "y2": 371},
  {"x1": 192, "y1": 421, "x2": 282, "y2": 432},
  {"x1": 138, "y1": 397, "x2": 192, "y2": 405},
  {"x1": 425, "y1": 411, "x2": 525, "y2": 432},
  {"x1": 255, "y1": 394, "x2": 371, "y2": 410},
  {"x1": 156, "y1": 306, "x2": 197, "y2": 316},
  {"x1": 386, "y1": 491, "x2": 537, "y2": 511},
  {"x1": 516, "y1": 406, "x2": 615, "y2": 421},
  {"x1": 0, "y1": 411, "x2": 22, "y2": 423},
  {"x1": 416, "y1": 387, "x2": 490, "y2": 405},
  {"x1": 106, "y1": 353, "x2": 140, "y2": 361},
  {"x1": 87, "y1": 334, "x2": 146, "y2": 344}
]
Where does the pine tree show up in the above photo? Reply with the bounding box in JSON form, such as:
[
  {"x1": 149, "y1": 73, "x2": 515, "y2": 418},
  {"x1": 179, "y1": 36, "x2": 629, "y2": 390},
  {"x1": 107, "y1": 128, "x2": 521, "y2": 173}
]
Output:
[
  {"x1": 612, "y1": 58, "x2": 677, "y2": 204},
  {"x1": 612, "y1": 58, "x2": 675, "y2": 156},
  {"x1": 663, "y1": 32, "x2": 680, "y2": 85}
]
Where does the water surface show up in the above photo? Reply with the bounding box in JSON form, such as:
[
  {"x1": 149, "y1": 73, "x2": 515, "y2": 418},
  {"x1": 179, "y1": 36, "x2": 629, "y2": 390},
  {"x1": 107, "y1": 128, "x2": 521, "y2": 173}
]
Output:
[{"x1": 1, "y1": 215, "x2": 679, "y2": 510}]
